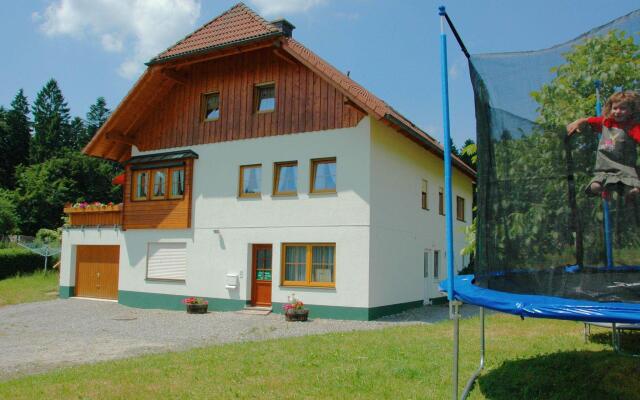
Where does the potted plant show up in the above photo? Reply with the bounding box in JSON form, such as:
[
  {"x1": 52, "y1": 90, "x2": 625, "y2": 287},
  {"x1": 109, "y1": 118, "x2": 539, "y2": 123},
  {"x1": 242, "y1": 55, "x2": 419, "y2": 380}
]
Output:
[
  {"x1": 283, "y1": 293, "x2": 309, "y2": 322},
  {"x1": 182, "y1": 297, "x2": 208, "y2": 314}
]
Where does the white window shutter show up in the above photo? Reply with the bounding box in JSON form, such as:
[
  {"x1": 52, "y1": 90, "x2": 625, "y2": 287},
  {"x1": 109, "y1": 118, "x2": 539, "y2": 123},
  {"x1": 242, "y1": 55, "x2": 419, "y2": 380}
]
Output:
[{"x1": 147, "y1": 243, "x2": 187, "y2": 280}]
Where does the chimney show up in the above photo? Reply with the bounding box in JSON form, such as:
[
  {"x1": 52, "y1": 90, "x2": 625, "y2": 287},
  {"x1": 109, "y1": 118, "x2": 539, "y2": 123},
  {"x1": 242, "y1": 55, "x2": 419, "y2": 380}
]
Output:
[{"x1": 271, "y1": 19, "x2": 295, "y2": 38}]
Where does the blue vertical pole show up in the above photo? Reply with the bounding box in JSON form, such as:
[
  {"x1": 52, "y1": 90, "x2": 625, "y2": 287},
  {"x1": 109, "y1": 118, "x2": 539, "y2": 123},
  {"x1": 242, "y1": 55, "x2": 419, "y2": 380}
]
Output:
[
  {"x1": 440, "y1": 8, "x2": 459, "y2": 400},
  {"x1": 439, "y1": 6, "x2": 455, "y2": 301},
  {"x1": 596, "y1": 80, "x2": 614, "y2": 268}
]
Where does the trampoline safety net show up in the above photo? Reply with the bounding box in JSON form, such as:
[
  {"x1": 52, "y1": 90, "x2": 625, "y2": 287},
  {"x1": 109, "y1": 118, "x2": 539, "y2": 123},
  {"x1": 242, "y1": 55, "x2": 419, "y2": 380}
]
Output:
[{"x1": 470, "y1": 10, "x2": 640, "y2": 303}]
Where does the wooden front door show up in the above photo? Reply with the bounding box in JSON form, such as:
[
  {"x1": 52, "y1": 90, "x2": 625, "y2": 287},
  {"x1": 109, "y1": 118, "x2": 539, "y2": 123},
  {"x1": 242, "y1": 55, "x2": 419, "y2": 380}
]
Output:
[
  {"x1": 75, "y1": 245, "x2": 120, "y2": 300},
  {"x1": 251, "y1": 244, "x2": 272, "y2": 306}
]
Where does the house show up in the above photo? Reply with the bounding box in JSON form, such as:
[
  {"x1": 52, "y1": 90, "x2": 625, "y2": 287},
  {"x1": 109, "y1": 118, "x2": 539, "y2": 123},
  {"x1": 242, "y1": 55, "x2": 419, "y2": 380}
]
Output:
[{"x1": 59, "y1": 3, "x2": 475, "y2": 320}]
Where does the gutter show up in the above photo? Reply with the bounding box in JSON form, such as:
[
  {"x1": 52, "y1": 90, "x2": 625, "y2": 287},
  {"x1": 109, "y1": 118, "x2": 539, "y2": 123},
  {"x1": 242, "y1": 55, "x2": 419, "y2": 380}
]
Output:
[{"x1": 146, "y1": 32, "x2": 283, "y2": 66}]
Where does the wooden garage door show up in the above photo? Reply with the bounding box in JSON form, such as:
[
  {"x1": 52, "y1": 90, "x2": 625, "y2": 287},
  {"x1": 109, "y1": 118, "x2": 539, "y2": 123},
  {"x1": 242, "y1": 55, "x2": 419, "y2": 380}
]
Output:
[{"x1": 75, "y1": 245, "x2": 120, "y2": 300}]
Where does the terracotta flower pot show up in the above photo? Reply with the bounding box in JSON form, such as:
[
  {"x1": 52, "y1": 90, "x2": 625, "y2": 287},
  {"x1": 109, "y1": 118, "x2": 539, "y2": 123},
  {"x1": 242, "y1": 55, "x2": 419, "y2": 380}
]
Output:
[
  {"x1": 285, "y1": 309, "x2": 309, "y2": 321},
  {"x1": 186, "y1": 303, "x2": 208, "y2": 314}
]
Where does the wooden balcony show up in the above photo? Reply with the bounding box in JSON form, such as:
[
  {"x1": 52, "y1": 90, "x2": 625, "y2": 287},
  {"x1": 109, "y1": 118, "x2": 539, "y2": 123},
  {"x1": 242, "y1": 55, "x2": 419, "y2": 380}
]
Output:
[{"x1": 64, "y1": 204, "x2": 123, "y2": 227}]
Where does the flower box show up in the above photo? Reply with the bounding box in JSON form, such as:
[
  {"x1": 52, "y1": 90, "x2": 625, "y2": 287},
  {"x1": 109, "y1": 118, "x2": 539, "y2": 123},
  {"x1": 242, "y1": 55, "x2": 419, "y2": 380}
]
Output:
[
  {"x1": 186, "y1": 303, "x2": 208, "y2": 314},
  {"x1": 285, "y1": 309, "x2": 309, "y2": 322}
]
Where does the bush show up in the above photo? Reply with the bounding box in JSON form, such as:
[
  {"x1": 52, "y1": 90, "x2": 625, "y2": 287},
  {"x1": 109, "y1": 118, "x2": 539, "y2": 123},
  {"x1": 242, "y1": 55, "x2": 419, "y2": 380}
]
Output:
[
  {"x1": 35, "y1": 228, "x2": 61, "y2": 245},
  {"x1": 0, "y1": 247, "x2": 43, "y2": 279},
  {"x1": 0, "y1": 194, "x2": 19, "y2": 235}
]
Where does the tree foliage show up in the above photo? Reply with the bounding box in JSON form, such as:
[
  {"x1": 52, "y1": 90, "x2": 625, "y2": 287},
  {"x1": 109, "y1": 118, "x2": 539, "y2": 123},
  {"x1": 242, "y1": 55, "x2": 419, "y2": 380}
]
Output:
[
  {"x1": 13, "y1": 151, "x2": 121, "y2": 235},
  {"x1": 31, "y1": 79, "x2": 72, "y2": 163},
  {"x1": 2, "y1": 90, "x2": 31, "y2": 188},
  {"x1": 0, "y1": 190, "x2": 19, "y2": 235},
  {"x1": 83, "y1": 97, "x2": 110, "y2": 148}
]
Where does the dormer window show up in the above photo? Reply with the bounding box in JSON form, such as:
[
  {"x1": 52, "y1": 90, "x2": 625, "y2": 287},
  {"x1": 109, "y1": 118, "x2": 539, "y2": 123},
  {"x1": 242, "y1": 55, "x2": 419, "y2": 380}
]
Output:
[
  {"x1": 202, "y1": 92, "x2": 220, "y2": 121},
  {"x1": 255, "y1": 83, "x2": 275, "y2": 113}
]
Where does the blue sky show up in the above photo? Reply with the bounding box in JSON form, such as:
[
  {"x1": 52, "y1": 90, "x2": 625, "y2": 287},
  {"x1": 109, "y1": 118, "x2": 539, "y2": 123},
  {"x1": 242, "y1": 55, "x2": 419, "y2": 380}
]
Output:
[{"x1": 1, "y1": 0, "x2": 638, "y2": 148}]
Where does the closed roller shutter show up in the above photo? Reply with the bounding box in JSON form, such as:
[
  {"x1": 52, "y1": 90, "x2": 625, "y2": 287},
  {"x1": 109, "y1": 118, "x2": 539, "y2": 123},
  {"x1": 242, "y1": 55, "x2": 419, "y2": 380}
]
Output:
[{"x1": 147, "y1": 242, "x2": 187, "y2": 280}]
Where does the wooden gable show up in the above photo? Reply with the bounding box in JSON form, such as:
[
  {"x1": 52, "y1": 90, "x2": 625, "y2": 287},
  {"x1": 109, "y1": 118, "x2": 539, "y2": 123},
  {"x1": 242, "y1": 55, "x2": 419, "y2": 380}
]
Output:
[{"x1": 134, "y1": 47, "x2": 366, "y2": 152}]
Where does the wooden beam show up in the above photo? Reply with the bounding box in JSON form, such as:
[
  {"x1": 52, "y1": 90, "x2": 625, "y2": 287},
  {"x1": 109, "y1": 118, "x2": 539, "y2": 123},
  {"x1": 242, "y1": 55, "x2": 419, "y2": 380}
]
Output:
[
  {"x1": 161, "y1": 68, "x2": 188, "y2": 85},
  {"x1": 343, "y1": 98, "x2": 367, "y2": 114},
  {"x1": 272, "y1": 48, "x2": 298, "y2": 66}
]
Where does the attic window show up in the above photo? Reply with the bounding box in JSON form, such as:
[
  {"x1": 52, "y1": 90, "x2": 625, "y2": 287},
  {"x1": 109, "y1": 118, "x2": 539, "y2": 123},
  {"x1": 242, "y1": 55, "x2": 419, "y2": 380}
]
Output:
[
  {"x1": 203, "y1": 92, "x2": 220, "y2": 121},
  {"x1": 255, "y1": 83, "x2": 275, "y2": 113}
]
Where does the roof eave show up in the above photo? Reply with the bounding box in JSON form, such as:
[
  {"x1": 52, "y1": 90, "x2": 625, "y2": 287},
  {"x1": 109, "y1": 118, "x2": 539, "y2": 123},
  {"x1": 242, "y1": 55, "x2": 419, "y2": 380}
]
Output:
[
  {"x1": 383, "y1": 114, "x2": 477, "y2": 180},
  {"x1": 146, "y1": 31, "x2": 283, "y2": 66}
]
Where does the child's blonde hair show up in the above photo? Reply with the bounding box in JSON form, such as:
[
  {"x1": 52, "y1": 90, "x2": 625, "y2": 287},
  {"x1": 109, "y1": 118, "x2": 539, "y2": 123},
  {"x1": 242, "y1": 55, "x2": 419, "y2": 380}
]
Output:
[{"x1": 603, "y1": 90, "x2": 640, "y2": 121}]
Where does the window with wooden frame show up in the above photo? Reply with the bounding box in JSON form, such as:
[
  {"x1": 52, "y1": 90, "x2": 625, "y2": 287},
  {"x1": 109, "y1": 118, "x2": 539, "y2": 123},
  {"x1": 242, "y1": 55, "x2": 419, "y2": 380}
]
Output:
[
  {"x1": 281, "y1": 243, "x2": 335, "y2": 287},
  {"x1": 310, "y1": 158, "x2": 337, "y2": 194},
  {"x1": 169, "y1": 167, "x2": 186, "y2": 199},
  {"x1": 151, "y1": 169, "x2": 168, "y2": 200},
  {"x1": 438, "y1": 187, "x2": 444, "y2": 215},
  {"x1": 255, "y1": 83, "x2": 275, "y2": 113},
  {"x1": 202, "y1": 92, "x2": 220, "y2": 121},
  {"x1": 273, "y1": 161, "x2": 298, "y2": 196},
  {"x1": 133, "y1": 170, "x2": 149, "y2": 201},
  {"x1": 456, "y1": 196, "x2": 465, "y2": 222},
  {"x1": 421, "y1": 179, "x2": 429, "y2": 210},
  {"x1": 239, "y1": 164, "x2": 262, "y2": 198}
]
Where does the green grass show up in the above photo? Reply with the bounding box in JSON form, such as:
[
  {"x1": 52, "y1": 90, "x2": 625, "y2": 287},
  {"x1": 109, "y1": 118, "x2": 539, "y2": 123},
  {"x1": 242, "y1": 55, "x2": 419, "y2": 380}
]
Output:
[
  {"x1": 1, "y1": 313, "x2": 639, "y2": 399},
  {"x1": 0, "y1": 270, "x2": 59, "y2": 307}
]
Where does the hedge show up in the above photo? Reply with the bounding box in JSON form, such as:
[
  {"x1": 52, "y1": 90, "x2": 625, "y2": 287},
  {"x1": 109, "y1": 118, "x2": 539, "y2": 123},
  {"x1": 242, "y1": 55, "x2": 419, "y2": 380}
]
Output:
[{"x1": 0, "y1": 248, "x2": 44, "y2": 279}]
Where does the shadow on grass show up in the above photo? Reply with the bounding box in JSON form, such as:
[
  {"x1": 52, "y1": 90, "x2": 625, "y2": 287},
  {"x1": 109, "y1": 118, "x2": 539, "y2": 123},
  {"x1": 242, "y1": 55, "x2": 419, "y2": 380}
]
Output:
[{"x1": 477, "y1": 350, "x2": 640, "y2": 400}]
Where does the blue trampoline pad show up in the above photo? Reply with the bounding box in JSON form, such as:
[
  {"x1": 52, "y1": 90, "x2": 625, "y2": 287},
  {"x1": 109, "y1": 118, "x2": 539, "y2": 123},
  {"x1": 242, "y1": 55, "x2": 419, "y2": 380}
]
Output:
[{"x1": 440, "y1": 275, "x2": 640, "y2": 324}]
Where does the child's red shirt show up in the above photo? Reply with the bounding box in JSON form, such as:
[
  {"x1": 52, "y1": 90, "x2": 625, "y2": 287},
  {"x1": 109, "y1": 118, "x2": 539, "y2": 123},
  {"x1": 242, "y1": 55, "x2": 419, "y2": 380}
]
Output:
[{"x1": 587, "y1": 116, "x2": 640, "y2": 143}]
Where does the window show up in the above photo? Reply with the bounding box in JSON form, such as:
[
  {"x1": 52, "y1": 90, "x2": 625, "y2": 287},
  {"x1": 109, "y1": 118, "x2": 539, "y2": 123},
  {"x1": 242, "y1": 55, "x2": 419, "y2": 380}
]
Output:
[
  {"x1": 438, "y1": 188, "x2": 444, "y2": 215},
  {"x1": 151, "y1": 169, "x2": 168, "y2": 199},
  {"x1": 282, "y1": 243, "x2": 335, "y2": 287},
  {"x1": 255, "y1": 83, "x2": 275, "y2": 113},
  {"x1": 421, "y1": 180, "x2": 429, "y2": 210},
  {"x1": 456, "y1": 196, "x2": 465, "y2": 221},
  {"x1": 202, "y1": 92, "x2": 220, "y2": 121},
  {"x1": 273, "y1": 161, "x2": 298, "y2": 196},
  {"x1": 169, "y1": 167, "x2": 185, "y2": 199},
  {"x1": 423, "y1": 250, "x2": 430, "y2": 277},
  {"x1": 310, "y1": 158, "x2": 337, "y2": 193},
  {"x1": 146, "y1": 242, "x2": 187, "y2": 281},
  {"x1": 239, "y1": 164, "x2": 262, "y2": 198},
  {"x1": 133, "y1": 170, "x2": 149, "y2": 201},
  {"x1": 434, "y1": 250, "x2": 440, "y2": 278}
]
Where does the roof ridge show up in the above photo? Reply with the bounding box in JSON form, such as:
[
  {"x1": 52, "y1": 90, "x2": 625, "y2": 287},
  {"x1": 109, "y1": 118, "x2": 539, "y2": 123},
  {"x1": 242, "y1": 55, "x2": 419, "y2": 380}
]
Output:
[{"x1": 236, "y1": 2, "x2": 280, "y2": 32}]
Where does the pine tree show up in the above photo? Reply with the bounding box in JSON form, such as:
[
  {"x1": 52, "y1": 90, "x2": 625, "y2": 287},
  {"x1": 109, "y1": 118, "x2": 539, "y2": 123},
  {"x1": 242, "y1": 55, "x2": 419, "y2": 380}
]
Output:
[
  {"x1": 0, "y1": 107, "x2": 9, "y2": 188},
  {"x1": 31, "y1": 79, "x2": 71, "y2": 163},
  {"x1": 69, "y1": 117, "x2": 85, "y2": 150},
  {"x1": 82, "y1": 97, "x2": 110, "y2": 148},
  {"x1": 3, "y1": 89, "x2": 31, "y2": 188}
]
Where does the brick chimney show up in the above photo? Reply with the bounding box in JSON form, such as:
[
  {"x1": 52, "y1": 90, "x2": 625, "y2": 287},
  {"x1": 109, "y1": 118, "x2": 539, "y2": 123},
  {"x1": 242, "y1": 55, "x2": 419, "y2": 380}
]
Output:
[{"x1": 271, "y1": 19, "x2": 295, "y2": 38}]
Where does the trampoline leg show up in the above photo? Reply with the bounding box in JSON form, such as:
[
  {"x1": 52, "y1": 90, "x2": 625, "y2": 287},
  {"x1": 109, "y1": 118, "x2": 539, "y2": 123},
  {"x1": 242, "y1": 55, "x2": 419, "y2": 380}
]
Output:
[
  {"x1": 451, "y1": 300, "x2": 462, "y2": 400},
  {"x1": 612, "y1": 323, "x2": 619, "y2": 352},
  {"x1": 462, "y1": 307, "x2": 485, "y2": 400}
]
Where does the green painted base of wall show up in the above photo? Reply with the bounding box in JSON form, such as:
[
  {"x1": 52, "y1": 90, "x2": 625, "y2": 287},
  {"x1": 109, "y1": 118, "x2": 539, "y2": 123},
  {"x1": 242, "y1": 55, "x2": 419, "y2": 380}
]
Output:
[
  {"x1": 118, "y1": 290, "x2": 249, "y2": 311},
  {"x1": 429, "y1": 296, "x2": 448, "y2": 305},
  {"x1": 272, "y1": 300, "x2": 423, "y2": 321},
  {"x1": 59, "y1": 286, "x2": 74, "y2": 298}
]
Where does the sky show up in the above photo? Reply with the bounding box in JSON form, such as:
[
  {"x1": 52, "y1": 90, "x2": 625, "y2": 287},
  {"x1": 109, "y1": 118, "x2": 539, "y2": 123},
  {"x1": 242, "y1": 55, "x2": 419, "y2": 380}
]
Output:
[{"x1": 1, "y1": 0, "x2": 639, "y2": 148}]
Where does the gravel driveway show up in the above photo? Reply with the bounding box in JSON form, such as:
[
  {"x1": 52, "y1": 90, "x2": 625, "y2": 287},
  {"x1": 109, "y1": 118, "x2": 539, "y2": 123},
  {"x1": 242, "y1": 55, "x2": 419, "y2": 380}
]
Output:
[{"x1": 0, "y1": 298, "x2": 480, "y2": 381}]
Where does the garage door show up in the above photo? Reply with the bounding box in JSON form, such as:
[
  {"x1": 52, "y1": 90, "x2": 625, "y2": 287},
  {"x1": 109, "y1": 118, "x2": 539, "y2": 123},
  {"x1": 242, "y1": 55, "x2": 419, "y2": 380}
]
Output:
[{"x1": 75, "y1": 245, "x2": 120, "y2": 300}]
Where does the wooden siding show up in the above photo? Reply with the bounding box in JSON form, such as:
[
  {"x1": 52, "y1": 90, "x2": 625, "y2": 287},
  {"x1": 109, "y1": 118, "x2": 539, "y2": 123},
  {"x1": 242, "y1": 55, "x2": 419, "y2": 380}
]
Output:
[
  {"x1": 64, "y1": 205, "x2": 122, "y2": 226},
  {"x1": 75, "y1": 245, "x2": 120, "y2": 300},
  {"x1": 134, "y1": 48, "x2": 366, "y2": 151},
  {"x1": 122, "y1": 159, "x2": 194, "y2": 230}
]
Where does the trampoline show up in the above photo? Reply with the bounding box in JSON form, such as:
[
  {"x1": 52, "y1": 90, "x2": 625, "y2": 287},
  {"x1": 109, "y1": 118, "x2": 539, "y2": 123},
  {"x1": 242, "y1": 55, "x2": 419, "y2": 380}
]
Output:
[{"x1": 436, "y1": 6, "x2": 640, "y2": 400}]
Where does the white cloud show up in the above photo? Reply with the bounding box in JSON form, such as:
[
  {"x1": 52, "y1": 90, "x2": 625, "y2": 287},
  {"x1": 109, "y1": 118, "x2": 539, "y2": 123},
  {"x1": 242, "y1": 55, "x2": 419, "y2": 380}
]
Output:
[
  {"x1": 249, "y1": 0, "x2": 325, "y2": 17},
  {"x1": 37, "y1": 0, "x2": 201, "y2": 79}
]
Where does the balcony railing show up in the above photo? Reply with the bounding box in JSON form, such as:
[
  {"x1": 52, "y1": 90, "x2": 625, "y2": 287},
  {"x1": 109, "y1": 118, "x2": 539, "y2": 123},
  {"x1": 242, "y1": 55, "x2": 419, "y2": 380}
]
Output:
[{"x1": 64, "y1": 204, "x2": 123, "y2": 227}]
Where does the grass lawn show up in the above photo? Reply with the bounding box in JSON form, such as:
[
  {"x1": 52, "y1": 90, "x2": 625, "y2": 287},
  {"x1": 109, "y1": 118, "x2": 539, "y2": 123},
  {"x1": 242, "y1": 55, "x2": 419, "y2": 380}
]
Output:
[
  {"x1": 0, "y1": 270, "x2": 59, "y2": 307},
  {"x1": 0, "y1": 312, "x2": 639, "y2": 399}
]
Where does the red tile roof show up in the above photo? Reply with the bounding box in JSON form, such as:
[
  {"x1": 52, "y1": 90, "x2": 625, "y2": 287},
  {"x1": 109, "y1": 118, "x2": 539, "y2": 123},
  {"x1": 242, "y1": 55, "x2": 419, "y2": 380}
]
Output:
[{"x1": 151, "y1": 3, "x2": 281, "y2": 64}]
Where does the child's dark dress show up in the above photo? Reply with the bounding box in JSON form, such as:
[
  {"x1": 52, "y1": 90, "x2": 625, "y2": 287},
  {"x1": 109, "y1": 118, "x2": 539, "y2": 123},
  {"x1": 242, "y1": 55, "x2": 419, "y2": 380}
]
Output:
[{"x1": 585, "y1": 117, "x2": 640, "y2": 195}]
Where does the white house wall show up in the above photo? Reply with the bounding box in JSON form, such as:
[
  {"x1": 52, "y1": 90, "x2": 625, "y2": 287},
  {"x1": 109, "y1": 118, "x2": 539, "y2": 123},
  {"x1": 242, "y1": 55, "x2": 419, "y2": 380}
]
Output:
[{"x1": 369, "y1": 119, "x2": 473, "y2": 307}]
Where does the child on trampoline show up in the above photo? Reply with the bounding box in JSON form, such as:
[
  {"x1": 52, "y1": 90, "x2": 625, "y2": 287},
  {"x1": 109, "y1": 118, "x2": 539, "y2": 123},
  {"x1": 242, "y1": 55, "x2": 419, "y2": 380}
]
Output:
[{"x1": 567, "y1": 90, "x2": 640, "y2": 200}]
